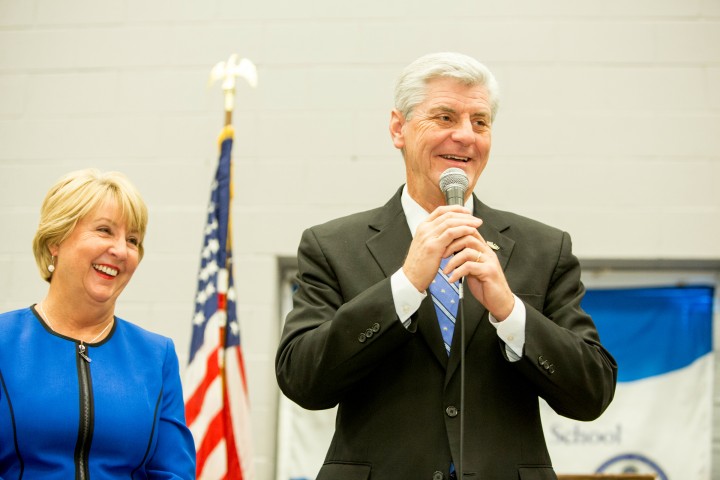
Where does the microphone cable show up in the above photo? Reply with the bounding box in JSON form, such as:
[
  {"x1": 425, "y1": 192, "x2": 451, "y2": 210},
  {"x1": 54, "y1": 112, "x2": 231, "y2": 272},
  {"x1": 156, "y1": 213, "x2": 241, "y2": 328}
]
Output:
[{"x1": 457, "y1": 277, "x2": 466, "y2": 479}]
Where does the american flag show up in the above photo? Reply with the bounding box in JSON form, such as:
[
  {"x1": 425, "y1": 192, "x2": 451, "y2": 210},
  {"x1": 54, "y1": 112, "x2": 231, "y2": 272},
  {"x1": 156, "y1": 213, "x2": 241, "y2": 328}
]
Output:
[{"x1": 184, "y1": 125, "x2": 254, "y2": 479}]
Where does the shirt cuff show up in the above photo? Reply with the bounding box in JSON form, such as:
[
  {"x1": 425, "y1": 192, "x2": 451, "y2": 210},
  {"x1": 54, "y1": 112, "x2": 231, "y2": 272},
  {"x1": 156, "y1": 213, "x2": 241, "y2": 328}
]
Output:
[
  {"x1": 391, "y1": 268, "x2": 426, "y2": 328},
  {"x1": 489, "y1": 294, "x2": 526, "y2": 362}
]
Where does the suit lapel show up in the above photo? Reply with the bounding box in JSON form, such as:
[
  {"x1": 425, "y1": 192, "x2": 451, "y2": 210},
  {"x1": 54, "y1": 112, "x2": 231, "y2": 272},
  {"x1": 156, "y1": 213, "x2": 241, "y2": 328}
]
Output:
[{"x1": 365, "y1": 190, "x2": 412, "y2": 277}]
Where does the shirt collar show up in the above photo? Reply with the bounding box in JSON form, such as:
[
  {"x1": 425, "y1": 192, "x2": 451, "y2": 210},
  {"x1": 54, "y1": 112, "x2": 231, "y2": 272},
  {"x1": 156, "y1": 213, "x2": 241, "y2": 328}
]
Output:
[{"x1": 401, "y1": 185, "x2": 474, "y2": 238}]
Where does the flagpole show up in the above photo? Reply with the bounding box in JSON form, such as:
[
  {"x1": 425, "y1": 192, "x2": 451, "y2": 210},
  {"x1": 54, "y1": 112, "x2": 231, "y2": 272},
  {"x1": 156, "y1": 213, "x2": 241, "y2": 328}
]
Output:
[
  {"x1": 209, "y1": 54, "x2": 257, "y2": 367},
  {"x1": 210, "y1": 54, "x2": 258, "y2": 479},
  {"x1": 185, "y1": 55, "x2": 258, "y2": 480}
]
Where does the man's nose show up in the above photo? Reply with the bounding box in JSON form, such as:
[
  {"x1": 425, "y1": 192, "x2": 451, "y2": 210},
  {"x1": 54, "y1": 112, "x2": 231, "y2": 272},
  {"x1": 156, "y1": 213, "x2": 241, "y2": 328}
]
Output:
[{"x1": 451, "y1": 117, "x2": 475, "y2": 144}]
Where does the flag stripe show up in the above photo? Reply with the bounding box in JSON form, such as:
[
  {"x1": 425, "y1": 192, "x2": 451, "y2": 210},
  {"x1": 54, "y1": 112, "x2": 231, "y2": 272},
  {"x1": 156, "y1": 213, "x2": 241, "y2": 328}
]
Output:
[
  {"x1": 185, "y1": 346, "x2": 220, "y2": 425},
  {"x1": 196, "y1": 409, "x2": 225, "y2": 476}
]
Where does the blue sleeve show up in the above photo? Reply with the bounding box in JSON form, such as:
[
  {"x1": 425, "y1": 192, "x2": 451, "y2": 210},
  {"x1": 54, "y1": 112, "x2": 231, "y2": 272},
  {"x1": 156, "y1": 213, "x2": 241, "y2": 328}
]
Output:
[{"x1": 146, "y1": 339, "x2": 196, "y2": 479}]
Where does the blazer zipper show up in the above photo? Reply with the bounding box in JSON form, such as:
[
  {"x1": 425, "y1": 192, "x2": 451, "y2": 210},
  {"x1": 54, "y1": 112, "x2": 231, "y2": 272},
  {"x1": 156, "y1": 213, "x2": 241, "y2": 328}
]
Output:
[{"x1": 75, "y1": 342, "x2": 94, "y2": 480}]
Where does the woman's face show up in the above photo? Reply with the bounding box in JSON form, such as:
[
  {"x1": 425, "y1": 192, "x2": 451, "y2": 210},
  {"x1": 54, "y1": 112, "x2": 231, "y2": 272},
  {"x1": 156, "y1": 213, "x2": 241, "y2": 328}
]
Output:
[{"x1": 51, "y1": 199, "x2": 142, "y2": 308}]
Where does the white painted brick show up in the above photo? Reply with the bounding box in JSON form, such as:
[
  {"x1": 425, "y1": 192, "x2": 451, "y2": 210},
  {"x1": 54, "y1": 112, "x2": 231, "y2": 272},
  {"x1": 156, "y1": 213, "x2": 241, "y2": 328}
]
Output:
[
  {"x1": 551, "y1": 20, "x2": 656, "y2": 63},
  {"x1": 300, "y1": 158, "x2": 404, "y2": 206},
  {"x1": 216, "y1": 0, "x2": 312, "y2": 20},
  {"x1": 237, "y1": 304, "x2": 281, "y2": 358},
  {"x1": 0, "y1": 75, "x2": 26, "y2": 116},
  {"x1": 0, "y1": 115, "x2": 221, "y2": 161},
  {"x1": 0, "y1": 29, "x2": 121, "y2": 70},
  {"x1": 394, "y1": 0, "x2": 703, "y2": 18},
  {"x1": 709, "y1": 68, "x2": 720, "y2": 109},
  {"x1": 116, "y1": 69, "x2": 213, "y2": 114},
  {"x1": 35, "y1": 0, "x2": 125, "y2": 25},
  {"x1": 354, "y1": 110, "x2": 398, "y2": 156},
  {"x1": 654, "y1": 21, "x2": 720, "y2": 63},
  {"x1": 497, "y1": 65, "x2": 708, "y2": 113},
  {"x1": 0, "y1": 253, "x2": 45, "y2": 307},
  {"x1": 702, "y1": 0, "x2": 720, "y2": 16},
  {"x1": 126, "y1": 0, "x2": 214, "y2": 22},
  {"x1": 497, "y1": 111, "x2": 720, "y2": 158},
  {"x1": 235, "y1": 206, "x2": 364, "y2": 255},
  {"x1": 0, "y1": 0, "x2": 35, "y2": 28},
  {"x1": 143, "y1": 208, "x2": 207, "y2": 255},
  {"x1": 232, "y1": 256, "x2": 279, "y2": 306},
  {"x1": 482, "y1": 157, "x2": 717, "y2": 213},
  {"x1": 234, "y1": 158, "x2": 308, "y2": 207},
  {"x1": 122, "y1": 254, "x2": 199, "y2": 303},
  {"x1": 0, "y1": 26, "x2": 264, "y2": 71},
  {"x1": 0, "y1": 0, "x2": 34, "y2": 26},
  {"x1": 3, "y1": 253, "x2": 46, "y2": 304},
  {"x1": 0, "y1": 118, "x2": 129, "y2": 160},
  {"x1": 0, "y1": 258, "x2": 11, "y2": 299},
  {"x1": 307, "y1": 65, "x2": 397, "y2": 111},
  {"x1": 0, "y1": 164, "x2": 58, "y2": 209},
  {"x1": 561, "y1": 208, "x2": 720, "y2": 258},
  {"x1": 166, "y1": 25, "x2": 266, "y2": 68},
  {"x1": 25, "y1": 72, "x2": 119, "y2": 115},
  {"x1": 356, "y1": 21, "x2": 520, "y2": 64},
  {"x1": 263, "y1": 21, "x2": 366, "y2": 64},
  {"x1": 253, "y1": 66, "x2": 313, "y2": 111},
  {"x1": 0, "y1": 211, "x2": 37, "y2": 265},
  {"x1": 255, "y1": 110, "x2": 355, "y2": 157}
]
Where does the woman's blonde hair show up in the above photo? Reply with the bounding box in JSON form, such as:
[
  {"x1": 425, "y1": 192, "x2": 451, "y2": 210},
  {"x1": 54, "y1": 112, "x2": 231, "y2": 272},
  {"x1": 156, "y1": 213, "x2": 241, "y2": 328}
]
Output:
[{"x1": 32, "y1": 169, "x2": 148, "y2": 282}]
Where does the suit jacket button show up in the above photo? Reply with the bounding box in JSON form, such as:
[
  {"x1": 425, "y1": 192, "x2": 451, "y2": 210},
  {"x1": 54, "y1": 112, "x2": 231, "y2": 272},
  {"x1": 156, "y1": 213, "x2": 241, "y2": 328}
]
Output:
[
  {"x1": 445, "y1": 405, "x2": 458, "y2": 417},
  {"x1": 358, "y1": 333, "x2": 366, "y2": 343},
  {"x1": 365, "y1": 328, "x2": 374, "y2": 337},
  {"x1": 372, "y1": 322, "x2": 380, "y2": 332},
  {"x1": 432, "y1": 471, "x2": 444, "y2": 480}
]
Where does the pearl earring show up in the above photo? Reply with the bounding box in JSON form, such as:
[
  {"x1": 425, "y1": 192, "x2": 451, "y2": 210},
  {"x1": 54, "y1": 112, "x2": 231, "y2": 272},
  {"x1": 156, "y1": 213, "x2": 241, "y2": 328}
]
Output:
[{"x1": 48, "y1": 256, "x2": 56, "y2": 273}]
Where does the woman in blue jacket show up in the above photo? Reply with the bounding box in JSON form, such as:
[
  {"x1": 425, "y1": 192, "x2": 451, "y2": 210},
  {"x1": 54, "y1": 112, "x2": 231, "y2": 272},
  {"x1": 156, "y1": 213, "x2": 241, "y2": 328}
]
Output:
[{"x1": 0, "y1": 169, "x2": 196, "y2": 479}]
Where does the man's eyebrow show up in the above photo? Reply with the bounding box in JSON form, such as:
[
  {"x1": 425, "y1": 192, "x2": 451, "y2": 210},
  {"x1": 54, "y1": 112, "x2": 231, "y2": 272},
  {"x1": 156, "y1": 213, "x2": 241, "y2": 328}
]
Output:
[
  {"x1": 428, "y1": 105, "x2": 491, "y2": 118},
  {"x1": 428, "y1": 105, "x2": 456, "y2": 114},
  {"x1": 471, "y1": 112, "x2": 491, "y2": 120}
]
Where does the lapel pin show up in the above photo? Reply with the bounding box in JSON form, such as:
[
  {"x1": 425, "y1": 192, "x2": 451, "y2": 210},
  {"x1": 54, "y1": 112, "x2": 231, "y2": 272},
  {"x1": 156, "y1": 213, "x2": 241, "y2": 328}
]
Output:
[{"x1": 486, "y1": 241, "x2": 500, "y2": 251}]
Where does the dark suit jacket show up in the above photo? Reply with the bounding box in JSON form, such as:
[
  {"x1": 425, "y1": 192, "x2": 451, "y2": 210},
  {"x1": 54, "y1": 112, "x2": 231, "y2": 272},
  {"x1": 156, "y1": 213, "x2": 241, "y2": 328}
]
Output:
[{"x1": 276, "y1": 188, "x2": 617, "y2": 480}]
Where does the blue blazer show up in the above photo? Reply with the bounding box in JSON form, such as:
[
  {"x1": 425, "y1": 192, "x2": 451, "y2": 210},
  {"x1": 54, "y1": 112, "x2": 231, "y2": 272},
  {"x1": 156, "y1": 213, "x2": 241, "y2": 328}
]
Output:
[
  {"x1": 276, "y1": 188, "x2": 617, "y2": 480},
  {"x1": 0, "y1": 307, "x2": 195, "y2": 479}
]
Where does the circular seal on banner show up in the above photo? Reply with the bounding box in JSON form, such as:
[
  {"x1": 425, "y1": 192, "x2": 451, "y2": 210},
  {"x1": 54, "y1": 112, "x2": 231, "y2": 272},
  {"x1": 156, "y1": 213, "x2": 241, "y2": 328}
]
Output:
[{"x1": 596, "y1": 453, "x2": 668, "y2": 480}]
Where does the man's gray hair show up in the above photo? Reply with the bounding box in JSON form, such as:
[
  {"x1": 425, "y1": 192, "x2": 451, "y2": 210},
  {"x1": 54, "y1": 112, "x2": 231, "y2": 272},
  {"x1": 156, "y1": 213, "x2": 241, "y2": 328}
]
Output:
[{"x1": 394, "y1": 52, "x2": 500, "y2": 122}]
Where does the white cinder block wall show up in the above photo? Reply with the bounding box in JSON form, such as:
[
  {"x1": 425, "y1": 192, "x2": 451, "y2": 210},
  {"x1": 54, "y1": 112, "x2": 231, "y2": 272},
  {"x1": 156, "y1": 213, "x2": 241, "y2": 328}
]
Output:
[{"x1": 1, "y1": 1, "x2": 719, "y2": 478}]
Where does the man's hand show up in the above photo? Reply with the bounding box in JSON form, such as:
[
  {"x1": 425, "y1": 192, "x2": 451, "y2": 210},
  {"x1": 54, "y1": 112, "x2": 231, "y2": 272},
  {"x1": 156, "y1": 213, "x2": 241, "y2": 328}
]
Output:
[
  {"x1": 444, "y1": 229, "x2": 515, "y2": 321},
  {"x1": 402, "y1": 205, "x2": 482, "y2": 292}
]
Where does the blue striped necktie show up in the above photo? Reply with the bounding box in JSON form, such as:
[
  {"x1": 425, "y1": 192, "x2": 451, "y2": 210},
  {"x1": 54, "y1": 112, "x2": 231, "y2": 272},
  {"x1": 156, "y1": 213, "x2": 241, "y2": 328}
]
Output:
[{"x1": 429, "y1": 257, "x2": 460, "y2": 355}]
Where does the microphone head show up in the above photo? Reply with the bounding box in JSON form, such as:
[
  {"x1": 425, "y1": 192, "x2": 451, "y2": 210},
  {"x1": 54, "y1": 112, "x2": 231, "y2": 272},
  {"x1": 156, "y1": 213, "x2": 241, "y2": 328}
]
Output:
[{"x1": 439, "y1": 168, "x2": 469, "y2": 206}]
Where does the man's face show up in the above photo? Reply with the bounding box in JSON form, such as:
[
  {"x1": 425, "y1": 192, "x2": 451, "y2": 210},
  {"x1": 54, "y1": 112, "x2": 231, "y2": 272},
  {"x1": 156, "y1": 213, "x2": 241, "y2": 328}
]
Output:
[{"x1": 390, "y1": 77, "x2": 493, "y2": 211}]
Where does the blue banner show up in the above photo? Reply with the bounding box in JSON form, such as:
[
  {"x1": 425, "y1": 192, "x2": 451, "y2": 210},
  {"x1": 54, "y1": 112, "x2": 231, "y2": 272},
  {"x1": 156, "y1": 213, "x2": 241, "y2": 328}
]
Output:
[
  {"x1": 583, "y1": 286, "x2": 714, "y2": 381},
  {"x1": 545, "y1": 285, "x2": 715, "y2": 479}
]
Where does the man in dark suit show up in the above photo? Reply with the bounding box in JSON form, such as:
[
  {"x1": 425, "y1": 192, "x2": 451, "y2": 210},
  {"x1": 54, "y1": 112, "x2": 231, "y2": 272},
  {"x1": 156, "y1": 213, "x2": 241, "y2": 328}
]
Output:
[{"x1": 275, "y1": 52, "x2": 617, "y2": 480}]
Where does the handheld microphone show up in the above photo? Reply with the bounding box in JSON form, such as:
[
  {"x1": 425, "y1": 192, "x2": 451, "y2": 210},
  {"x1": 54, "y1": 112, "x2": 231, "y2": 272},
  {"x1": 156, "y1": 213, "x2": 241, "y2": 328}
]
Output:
[
  {"x1": 439, "y1": 168, "x2": 469, "y2": 206},
  {"x1": 438, "y1": 167, "x2": 470, "y2": 479}
]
